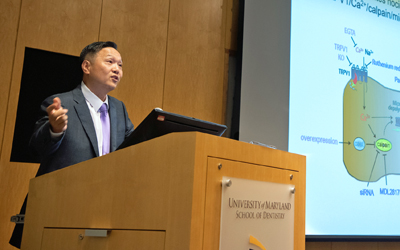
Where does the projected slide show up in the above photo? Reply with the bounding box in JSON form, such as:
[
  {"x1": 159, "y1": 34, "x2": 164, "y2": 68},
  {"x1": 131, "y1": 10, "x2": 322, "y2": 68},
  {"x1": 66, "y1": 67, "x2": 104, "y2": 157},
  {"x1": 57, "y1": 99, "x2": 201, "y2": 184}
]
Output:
[
  {"x1": 344, "y1": 74, "x2": 400, "y2": 184},
  {"x1": 289, "y1": 0, "x2": 400, "y2": 236}
]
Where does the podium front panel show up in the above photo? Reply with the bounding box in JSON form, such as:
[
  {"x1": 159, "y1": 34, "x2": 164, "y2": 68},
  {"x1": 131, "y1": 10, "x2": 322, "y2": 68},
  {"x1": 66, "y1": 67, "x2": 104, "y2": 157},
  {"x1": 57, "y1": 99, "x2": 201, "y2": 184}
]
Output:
[
  {"x1": 40, "y1": 228, "x2": 165, "y2": 250},
  {"x1": 203, "y1": 157, "x2": 301, "y2": 250}
]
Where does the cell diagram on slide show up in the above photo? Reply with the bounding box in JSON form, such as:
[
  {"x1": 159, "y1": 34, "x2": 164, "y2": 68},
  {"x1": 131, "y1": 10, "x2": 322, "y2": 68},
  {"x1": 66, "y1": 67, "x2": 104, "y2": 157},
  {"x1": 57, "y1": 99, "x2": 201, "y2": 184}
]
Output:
[{"x1": 343, "y1": 69, "x2": 400, "y2": 184}]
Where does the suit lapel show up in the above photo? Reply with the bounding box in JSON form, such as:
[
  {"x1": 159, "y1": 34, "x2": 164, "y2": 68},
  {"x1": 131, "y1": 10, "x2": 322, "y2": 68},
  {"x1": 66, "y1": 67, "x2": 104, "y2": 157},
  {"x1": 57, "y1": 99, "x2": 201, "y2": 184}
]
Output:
[
  {"x1": 72, "y1": 86, "x2": 100, "y2": 156},
  {"x1": 109, "y1": 98, "x2": 118, "y2": 152}
]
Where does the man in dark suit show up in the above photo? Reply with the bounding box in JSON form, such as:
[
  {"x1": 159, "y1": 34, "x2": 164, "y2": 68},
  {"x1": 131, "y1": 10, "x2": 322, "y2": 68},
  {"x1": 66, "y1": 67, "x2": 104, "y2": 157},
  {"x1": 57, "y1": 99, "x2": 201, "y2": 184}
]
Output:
[{"x1": 10, "y1": 41, "x2": 134, "y2": 248}]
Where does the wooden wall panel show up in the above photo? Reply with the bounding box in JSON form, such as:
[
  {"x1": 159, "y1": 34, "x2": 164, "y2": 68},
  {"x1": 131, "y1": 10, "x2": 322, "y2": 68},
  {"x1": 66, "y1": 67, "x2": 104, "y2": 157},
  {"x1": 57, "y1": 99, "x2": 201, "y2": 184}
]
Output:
[
  {"x1": 0, "y1": 0, "x2": 102, "y2": 249},
  {"x1": 332, "y1": 242, "x2": 378, "y2": 250},
  {"x1": 225, "y1": 0, "x2": 238, "y2": 52},
  {"x1": 0, "y1": 0, "x2": 20, "y2": 157},
  {"x1": 99, "y1": 0, "x2": 169, "y2": 127},
  {"x1": 378, "y1": 242, "x2": 400, "y2": 250},
  {"x1": 306, "y1": 242, "x2": 332, "y2": 250},
  {"x1": 163, "y1": 0, "x2": 226, "y2": 124},
  {"x1": 0, "y1": 0, "x2": 23, "y2": 249}
]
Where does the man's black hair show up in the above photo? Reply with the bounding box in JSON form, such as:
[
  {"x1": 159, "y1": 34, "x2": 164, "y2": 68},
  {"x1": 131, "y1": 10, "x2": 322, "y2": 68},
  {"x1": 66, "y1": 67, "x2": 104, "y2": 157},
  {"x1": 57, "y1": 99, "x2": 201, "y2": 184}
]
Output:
[{"x1": 79, "y1": 41, "x2": 118, "y2": 65}]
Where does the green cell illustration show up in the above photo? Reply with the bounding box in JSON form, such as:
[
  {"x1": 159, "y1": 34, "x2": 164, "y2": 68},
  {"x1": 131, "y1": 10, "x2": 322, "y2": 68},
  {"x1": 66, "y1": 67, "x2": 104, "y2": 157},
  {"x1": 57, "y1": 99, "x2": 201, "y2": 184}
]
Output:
[{"x1": 343, "y1": 69, "x2": 399, "y2": 183}]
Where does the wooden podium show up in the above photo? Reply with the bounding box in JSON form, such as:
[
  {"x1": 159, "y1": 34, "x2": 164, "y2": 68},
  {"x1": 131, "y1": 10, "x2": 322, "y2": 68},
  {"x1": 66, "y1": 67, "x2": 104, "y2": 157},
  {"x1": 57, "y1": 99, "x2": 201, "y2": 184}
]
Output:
[{"x1": 21, "y1": 132, "x2": 306, "y2": 250}]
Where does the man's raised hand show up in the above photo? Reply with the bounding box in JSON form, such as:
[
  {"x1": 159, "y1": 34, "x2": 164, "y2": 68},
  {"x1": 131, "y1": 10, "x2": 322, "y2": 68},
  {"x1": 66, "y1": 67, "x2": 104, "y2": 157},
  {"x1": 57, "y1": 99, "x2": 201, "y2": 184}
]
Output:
[{"x1": 46, "y1": 97, "x2": 68, "y2": 133}]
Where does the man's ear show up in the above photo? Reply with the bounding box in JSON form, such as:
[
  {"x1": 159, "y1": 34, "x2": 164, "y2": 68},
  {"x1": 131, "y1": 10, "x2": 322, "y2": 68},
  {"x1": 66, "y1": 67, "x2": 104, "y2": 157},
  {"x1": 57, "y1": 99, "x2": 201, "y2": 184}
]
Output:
[{"x1": 81, "y1": 60, "x2": 91, "y2": 74}]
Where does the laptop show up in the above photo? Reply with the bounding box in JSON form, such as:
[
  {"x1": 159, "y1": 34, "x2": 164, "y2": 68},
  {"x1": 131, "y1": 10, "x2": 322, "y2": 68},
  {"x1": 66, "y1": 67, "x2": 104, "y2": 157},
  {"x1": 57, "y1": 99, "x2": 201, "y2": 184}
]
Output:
[{"x1": 116, "y1": 108, "x2": 227, "y2": 150}]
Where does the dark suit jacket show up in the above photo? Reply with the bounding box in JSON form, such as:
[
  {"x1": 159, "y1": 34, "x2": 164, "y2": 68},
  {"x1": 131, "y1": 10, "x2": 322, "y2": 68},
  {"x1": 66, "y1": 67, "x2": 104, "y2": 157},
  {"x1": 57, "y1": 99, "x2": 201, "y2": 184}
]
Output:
[
  {"x1": 31, "y1": 85, "x2": 134, "y2": 177},
  {"x1": 10, "y1": 85, "x2": 134, "y2": 248}
]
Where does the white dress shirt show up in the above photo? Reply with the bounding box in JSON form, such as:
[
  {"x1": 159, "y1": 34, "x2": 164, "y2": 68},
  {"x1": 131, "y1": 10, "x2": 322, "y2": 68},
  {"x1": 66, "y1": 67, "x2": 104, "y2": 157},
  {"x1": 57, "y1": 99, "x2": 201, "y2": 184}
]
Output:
[{"x1": 81, "y1": 82, "x2": 109, "y2": 156}]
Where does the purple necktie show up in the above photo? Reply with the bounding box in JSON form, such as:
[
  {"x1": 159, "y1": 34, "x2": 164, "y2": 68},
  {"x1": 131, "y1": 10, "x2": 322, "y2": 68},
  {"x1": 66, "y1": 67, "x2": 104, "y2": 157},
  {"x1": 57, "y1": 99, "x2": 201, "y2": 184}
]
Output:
[{"x1": 99, "y1": 103, "x2": 110, "y2": 155}]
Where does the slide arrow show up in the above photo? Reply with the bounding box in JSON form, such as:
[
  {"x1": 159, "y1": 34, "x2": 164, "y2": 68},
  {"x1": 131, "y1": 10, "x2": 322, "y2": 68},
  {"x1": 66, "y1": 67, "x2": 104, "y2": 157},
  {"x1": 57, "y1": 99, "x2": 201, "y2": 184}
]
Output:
[
  {"x1": 363, "y1": 82, "x2": 366, "y2": 109},
  {"x1": 384, "y1": 120, "x2": 393, "y2": 135},
  {"x1": 371, "y1": 116, "x2": 393, "y2": 119},
  {"x1": 367, "y1": 150, "x2": 380, "y2": 187},
  {"x1": 351, "y1": 36, "x2": 357, "y2": 47},
  {"x1": 346, "y1": 56, "x2": 353, "y2": 66},
  {"x1": 368, "y1": 124, "x2": 376, "y2": 138},
  {"x1": 384, "y1": 154, "x2": 387, "y2": 185}
]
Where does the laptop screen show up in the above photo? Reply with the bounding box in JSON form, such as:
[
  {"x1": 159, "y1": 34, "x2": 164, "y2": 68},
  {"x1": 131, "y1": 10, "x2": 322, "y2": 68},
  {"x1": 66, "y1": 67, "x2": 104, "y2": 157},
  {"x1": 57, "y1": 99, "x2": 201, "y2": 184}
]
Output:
[{"x1": 117, "y1": 109, "x2": 227, "y2": 150}]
